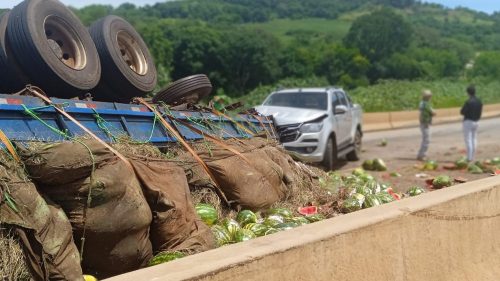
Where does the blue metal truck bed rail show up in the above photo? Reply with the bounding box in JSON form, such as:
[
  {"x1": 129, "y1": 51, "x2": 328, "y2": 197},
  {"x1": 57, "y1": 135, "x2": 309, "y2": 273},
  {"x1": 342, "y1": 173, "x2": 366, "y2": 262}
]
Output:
[{"x1": 0, "y1": 94, "x2": 273, "y2": 146}]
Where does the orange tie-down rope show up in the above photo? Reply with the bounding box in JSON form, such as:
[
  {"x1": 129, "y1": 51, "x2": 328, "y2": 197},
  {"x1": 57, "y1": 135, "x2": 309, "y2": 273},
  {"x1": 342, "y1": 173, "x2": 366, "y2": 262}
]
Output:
[
  {"x1": 169, "y1": 117, "x2": 252, "y2": 165},
  {"x1": 212, "y1": 109, "x2": 256, "y2": 136},
  {"x1": 135, "y1": 98, "x2": 231, "y2": 204},
  {"x1": 25, "y1": 86, "x2": 133, "y2": 170},
  {"x1": 0, "y1": 129, "x2": 20, "y2": 162}
]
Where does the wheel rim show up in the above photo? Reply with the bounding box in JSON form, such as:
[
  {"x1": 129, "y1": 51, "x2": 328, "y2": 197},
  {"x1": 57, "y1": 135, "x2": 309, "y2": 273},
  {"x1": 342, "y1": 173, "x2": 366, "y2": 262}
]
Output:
[
  {"x1": 116, "y1": 31, "x2": 148, "y2": 76},
  {"x1": 44, "y1": 16, "x2": 87, "y2": 70}
]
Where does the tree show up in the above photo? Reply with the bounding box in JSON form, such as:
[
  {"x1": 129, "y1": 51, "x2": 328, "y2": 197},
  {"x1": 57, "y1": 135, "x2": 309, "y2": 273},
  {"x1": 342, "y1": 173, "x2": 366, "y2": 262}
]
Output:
[
  {"x1": 220, "y1": 28, "x2": 282, "y2": 95},
  {"x1": 471, "y1": 51, "x2": 500, "y2": 79},
  {"x1": 344, "y1": 8, "x2": 412, "y2": 62},
  {"x1": 316, "y1": 45, "x2": 370, "y2": 88}
]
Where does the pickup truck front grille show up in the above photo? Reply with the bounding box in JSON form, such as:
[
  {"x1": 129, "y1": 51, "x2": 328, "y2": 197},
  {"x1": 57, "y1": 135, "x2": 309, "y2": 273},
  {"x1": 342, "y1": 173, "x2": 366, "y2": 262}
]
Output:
[{"x1": 276, "y1": 123, "x2": 300, "y2": 143}]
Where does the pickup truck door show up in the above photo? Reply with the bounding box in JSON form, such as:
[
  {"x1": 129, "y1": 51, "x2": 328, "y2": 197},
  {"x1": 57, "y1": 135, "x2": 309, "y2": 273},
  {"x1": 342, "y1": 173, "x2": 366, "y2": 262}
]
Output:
[{"x1": 333, "y1": 91, "x2": 352, "y2": 148}]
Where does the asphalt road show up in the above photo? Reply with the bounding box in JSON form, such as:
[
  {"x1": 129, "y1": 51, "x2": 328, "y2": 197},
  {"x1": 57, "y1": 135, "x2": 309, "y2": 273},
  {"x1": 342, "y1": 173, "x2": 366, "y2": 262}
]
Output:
[{"x1": 340, "y1": 116, "x2": 500, "y2": 191}]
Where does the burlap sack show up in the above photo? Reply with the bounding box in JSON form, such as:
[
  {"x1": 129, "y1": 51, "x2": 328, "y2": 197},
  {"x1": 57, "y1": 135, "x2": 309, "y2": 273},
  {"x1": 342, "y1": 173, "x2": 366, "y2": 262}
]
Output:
[
  {"x1": 0, "y1": 154, "x2": 83, "y2": 281},
  {"x1": 20, "y1": 141, "x2": 153, "y2": 279},
  {"x1": 131, "y1": 158, "x2": 215, "y2": 254}
]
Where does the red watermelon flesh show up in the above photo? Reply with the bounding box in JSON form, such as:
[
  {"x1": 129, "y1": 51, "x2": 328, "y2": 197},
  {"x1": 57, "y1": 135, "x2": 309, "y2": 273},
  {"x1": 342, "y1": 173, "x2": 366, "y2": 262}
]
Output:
[{"x1": 298, "y1": 206, "x2": 318, "y2": 215}]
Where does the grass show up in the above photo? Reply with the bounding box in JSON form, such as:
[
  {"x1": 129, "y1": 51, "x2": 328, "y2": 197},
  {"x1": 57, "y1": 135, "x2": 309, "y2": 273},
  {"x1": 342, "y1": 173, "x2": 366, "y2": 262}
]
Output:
[
  {"x1": 238, "y1": 78, "x2": 500, "y2": 113},
  {"x1": 0, "y1": 229, "x2": 31, "y2": 281},
  {"x1": 349, "y1": 79, "x2": 500, "y2": 112},
  {"x1": 244, "y1": 18, "x2": 351, "y2": 44}
]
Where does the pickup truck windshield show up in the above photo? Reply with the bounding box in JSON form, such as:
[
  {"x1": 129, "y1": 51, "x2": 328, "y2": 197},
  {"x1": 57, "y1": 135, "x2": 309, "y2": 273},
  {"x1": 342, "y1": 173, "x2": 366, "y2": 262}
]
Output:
[{"x1": 263, "y1": 92, "x2": 327, "y2": 110}]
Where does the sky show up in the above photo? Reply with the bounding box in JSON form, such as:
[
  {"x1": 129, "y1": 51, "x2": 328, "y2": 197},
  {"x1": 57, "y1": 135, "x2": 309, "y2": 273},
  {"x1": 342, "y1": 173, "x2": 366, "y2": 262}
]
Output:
[{"x1": 0, "y1": 0, "x2": 499, "y2": 14}]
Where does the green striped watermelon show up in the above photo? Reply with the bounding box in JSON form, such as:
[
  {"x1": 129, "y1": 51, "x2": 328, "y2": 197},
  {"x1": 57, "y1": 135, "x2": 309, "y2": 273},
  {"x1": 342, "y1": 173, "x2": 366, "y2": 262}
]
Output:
[
  {"x1": 266, "y1": 208, "x2": 293, "y2": 218},
  {"x1": 243, "y1": 223, "x2": 269, "y2": 237},
  {"x1": 148, "y1": 251, "x2": 185, "y2": 266},
  {"x1": 234, "y1": 229, "x2": 256, "y2": 242},
  {"x1": 195, "y1": 203, "x2": 218, "y2": 226},
  {"x1": 212, "y1": 225, "x2": 232, "y2": 246},
  {"x1": 236, "y1": 210, "x2": 257, "y2": 226}
]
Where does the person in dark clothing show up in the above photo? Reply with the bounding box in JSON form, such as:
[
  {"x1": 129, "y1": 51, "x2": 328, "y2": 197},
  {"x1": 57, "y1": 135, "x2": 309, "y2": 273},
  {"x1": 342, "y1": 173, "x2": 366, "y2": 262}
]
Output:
[{"x1": 460, "y1": 85, "x2": 483, "y2": 161}]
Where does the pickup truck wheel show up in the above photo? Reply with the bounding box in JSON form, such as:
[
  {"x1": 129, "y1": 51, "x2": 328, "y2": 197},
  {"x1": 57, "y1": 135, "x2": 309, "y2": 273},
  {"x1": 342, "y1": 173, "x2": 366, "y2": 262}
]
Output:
[
  {"x1": 346, "y1": 129, "x2": 362, "y2": 161},
  {"x1": 322, "y1": 137, "x2": 337, "y2": 171},
  {"x1": 152, "y1": 74, "x2": 212, "y2": 106},
  {"x1": 89, "y1": 15, "x2": 157, "y2": 102},
  {"x1": 7, "y1": 0, "x2": 101, "y2": 97}
]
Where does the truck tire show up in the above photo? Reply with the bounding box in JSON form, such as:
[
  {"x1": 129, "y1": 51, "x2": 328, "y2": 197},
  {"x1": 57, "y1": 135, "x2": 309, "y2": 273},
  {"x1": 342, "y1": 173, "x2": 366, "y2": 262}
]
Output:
[
  {"x1": 152, "y1": 74, "x2": 212, "y2": 106},
  {"x1": 89, "y1": 15, "x2": 157, "y2": 102},
  {"x1": 7, "y1": 0, "x2": 101, "y2": 97},
  {"x1": 322, "y1": 137, "x2": 338, "y2": 171},
  {"x1": 346, "y1": 129, "x2": 362, "y2": 161},
  {"x1": 0, "y1": 11, "x2": 29, "y2": 93}
]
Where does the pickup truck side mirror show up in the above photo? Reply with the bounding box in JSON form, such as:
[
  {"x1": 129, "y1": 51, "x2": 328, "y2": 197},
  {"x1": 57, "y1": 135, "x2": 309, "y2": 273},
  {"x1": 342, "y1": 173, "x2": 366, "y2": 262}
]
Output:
[{"x1": 335, "y1": 105, "x2": 347, "y2": 115}]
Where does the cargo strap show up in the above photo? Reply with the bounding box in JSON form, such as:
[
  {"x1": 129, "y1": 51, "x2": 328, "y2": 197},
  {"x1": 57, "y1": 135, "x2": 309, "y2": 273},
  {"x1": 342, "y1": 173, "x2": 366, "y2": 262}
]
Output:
[
  {"x1": 168, "y1": 117, "x2": 252, "y2": 165},
  {"x1": 0, "y1": 128, "x2": 22, "y2": 213},
  {"x1": 25, "y1": 86, "x2": 132, "y2": 169},
  {"x1": 135, "y1": 98, "x2": 230, "y2": 205},
  {"x1": 212, "y1": 109, "x2": 255, "y2": 136},
  {"x1": 0, "y1": 129, "x2": 20, "y2": 162}
]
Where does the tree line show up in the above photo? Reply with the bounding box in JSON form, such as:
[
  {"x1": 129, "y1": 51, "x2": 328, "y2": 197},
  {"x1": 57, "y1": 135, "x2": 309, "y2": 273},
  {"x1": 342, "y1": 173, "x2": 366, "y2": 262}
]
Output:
[{"x1": 71, "y1": 0, "x2": 500, "y2": 98}]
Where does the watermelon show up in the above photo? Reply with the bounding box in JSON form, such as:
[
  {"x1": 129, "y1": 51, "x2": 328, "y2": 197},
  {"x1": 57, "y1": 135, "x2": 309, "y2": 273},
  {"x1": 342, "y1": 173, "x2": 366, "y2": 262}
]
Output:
[
  {"x1": 432, "y1": 175, "x2": 452, "y2": 189},
  {"x1": 297, "y1": 206, "x2": 317, "y2": 216},
  {"x1": 264, "y1": 228, "x2": 280, "y2": 235},
  {"x1": 148, "y1": 251, "x2": 185, "y2": 266},
  {"x1": 274, "y1": 222, "x2": 299, "y2": 231},
  {"x1": 455, "y1": 157, "x2": 468, "y2": 169},
  {"x1": 363, "y1": 194, "x2": 381, "y2": 208},
  {"x1": 376, "y1": 192, "x2": 394, "y2": 204},
  {"x1": 422, "y1": 160, "x2": 438, "y2": 171},
  {"x1": 362, "y1": 159, "x2": 374, "y2": 171},
  {"x1": 467, "y1": 163, "x2": 483, "y2": 174},
  {"x1": 358, "y1": 173, "x2": 375, "y2": 183},
  {"x1": 491, "y1": 157, "x2": 500, "y2": 165},
  {"x1": 373, "y1": 158, "x2": 387, "y2": 171},
  {"x1": 221, "y1": 218, "x2": 241, "y2": 238},
  {"x1": 355, "y1": 183, "x2": 372, "y2": 196},
  {"x1": 266, "y1": 208, "x2": 293, "y2": 218},
  {"x1": 342, "y1": 197, "x2": 362, "y2": 213},
  {"x1": 287, "y1": 216, "x2": 310, "y2": 226},
  {"x1": 236, "y1": 210, "x2": 257, "y2": 226},
  {"x1": 212, "y1": 225, "x2": 232, "y2": 246},
  {"x1": 244, "y1": 223, "x2": 269, "y2": 237},
  {"x1": 408, "y1": 186, "x2": 425, "y2": 197},
  {"x1": 352, "y1": 167, "x2": 366, "y2": 177},
  {"x1": 195, "y1": 203, "x2": 218, "y2": 226},
  {"x1": 343, "y1": 175, "x2": 363, "y2": 188},
  {"x1": 263, "y1": 215, "x2": 284, "y2": 227},
  {"x1": 390, "y1": 172, "x2": 402, "y2": 177},
  {"x1": 305, "y1": 214, "x2": 325, "y2": 222},
  {"x1": 234, "y1": 229, "x2": 256, "y2": 242}
]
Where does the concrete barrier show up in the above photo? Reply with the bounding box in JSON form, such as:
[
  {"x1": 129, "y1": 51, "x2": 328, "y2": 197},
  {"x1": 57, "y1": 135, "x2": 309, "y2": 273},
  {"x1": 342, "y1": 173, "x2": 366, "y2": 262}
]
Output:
[
  {"x1": 363, "y1": 103, "x2": 500, "y2": 132},
  {"x1": 105, "y1": 176, "x2": 500, "y2": 281}
]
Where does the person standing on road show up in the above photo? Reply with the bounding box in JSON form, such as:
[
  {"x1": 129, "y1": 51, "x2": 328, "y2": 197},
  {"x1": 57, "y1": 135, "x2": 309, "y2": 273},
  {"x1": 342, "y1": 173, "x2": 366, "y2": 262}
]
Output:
[
  {"x1": 460, "y1": 85, "x2": 483, "y2": 162},
  {"x1": 417, "y1": 89, "x2": 436, "y2": 161}
]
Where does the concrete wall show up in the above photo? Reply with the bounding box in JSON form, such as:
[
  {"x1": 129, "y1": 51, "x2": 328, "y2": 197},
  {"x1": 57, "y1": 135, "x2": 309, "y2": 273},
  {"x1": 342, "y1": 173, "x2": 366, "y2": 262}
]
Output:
[
  {"x1": 105, "y1": 176, "x2": 500, "y2": 281},
  {"x1": 364, "y1": 103, "x2": 500, "y2": 132}
]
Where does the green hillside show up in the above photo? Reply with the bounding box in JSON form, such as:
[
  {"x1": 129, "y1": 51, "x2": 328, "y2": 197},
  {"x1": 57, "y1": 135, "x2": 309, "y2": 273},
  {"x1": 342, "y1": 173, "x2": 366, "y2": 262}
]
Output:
[{"x1": 244, "y1": 18, "x2": 351, "y2": 43}]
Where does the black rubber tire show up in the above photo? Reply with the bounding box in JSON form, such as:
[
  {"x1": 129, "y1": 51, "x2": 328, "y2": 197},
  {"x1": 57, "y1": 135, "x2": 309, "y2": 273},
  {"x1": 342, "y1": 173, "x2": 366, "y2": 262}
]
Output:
[
  {"x1": 7, "y1": 0, "x2": 101, "y2": 97},
  {"x1": 347, "y1": 129, "x2": 362, "y2": 161},
  {"x1": 322, "y1": 137, "x2": 338, "y2": 171},
  {"x1": 0, "y1": 10, "x2": 30, "y2": 93},
  {"x1": 89, "y1": 15, "x2": 157, "y2": 102},
  {"x1": 152, "y1": 74, "x2": 212, "y2": 106}
]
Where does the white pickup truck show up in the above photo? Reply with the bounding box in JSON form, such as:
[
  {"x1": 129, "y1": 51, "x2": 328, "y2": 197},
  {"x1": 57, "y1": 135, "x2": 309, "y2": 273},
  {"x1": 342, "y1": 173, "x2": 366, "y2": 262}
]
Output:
[{"x1": 255, "y1": 87, "x2": 363, "y2": 170}]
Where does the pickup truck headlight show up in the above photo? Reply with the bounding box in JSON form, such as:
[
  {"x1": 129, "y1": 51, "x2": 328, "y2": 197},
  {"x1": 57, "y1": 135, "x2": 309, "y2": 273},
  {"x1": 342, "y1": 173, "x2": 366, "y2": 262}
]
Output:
[{"x1": 300, "y1": 122, "x2": 323, "y2": 133}]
